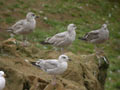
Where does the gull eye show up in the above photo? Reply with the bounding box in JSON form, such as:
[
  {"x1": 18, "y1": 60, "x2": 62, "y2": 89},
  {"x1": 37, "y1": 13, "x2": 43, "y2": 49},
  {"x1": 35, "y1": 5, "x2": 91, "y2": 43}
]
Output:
[
  {"x1": 32, "y1": 14, "x2": 35, "y2": 16},
  {"x1": 72, "y1": 25, "x2": 75, "y2": 27},
  {"x1": 62, "y1": 56, "x2": 66, "y2": 59}
]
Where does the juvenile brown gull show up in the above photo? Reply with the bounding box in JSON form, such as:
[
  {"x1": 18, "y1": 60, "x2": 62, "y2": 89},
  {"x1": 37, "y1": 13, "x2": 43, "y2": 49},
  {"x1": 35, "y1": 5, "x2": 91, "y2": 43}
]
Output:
[
  {"x1": 41, "y1": 24, "x2": 77, "y2": 53},
  {"x1": 7, "y1": 12, "x2": 39, "y2": 46},
  {"x1": 79, "y1": 24, "x2": 109, "y2": 52}
]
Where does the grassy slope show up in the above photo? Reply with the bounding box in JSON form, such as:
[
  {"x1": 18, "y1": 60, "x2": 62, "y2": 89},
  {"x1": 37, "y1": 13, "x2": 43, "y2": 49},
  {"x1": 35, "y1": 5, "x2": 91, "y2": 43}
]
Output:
[{"x1": 0, "y1": 0, "x2": 120, "y2": 90}]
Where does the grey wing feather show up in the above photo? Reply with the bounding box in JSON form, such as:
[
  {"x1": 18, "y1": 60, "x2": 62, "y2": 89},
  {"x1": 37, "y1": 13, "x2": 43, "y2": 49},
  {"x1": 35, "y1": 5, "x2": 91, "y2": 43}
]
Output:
[
  {"x1": 41, "y1": 60, "x2": 59, "y2": 71},
  {"x1": 55, "y1": 32, "x2": 66, "y2": 38},
  {"x1": 7, "y1": 19, "x2": 26, "y2": 33},
  {"x1": 12, "y1": 20, "x2": 25, "y2": 29},
  {"x1": 44, "y1": 62, "x2": 58, "y2": 69},
  {"x1": 46, "y1": 32, "x2": 66, "y2": 44}
]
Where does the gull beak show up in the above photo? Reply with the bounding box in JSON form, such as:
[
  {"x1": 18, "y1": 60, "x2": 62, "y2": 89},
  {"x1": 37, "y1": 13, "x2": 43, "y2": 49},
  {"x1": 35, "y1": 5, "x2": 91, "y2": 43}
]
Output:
[
  {"x1": 35, "y1": 16, "x2": 39, "y2": 18},
  {"x1": 68, "y1": 58, "x2": 72, "y2": 61}
]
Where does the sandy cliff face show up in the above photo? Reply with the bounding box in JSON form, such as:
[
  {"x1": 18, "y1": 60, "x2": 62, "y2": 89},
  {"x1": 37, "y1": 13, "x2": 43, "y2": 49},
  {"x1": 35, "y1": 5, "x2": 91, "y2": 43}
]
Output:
[{"x1": 0, "y1": 39, "x2": 109, "y2": 90}]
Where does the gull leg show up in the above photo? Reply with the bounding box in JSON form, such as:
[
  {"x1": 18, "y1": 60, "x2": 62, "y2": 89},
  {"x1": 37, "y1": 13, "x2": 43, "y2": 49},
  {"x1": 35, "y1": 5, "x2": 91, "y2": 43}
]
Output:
[
  {"x1": 94, "y1": 45, "x2": 97, "y2": 52},
  {"x1": 51, "y1": 75, "x2": 57, "y2": 86},
  {"x1": 22, "y1": 35, "x2": 28, "y2": 47},
  {"x1": 95, "y1": 45, "x2": 99, "y2": 57},
  {"x1": 22, "y1": 35, "x2": 26, "y2": 46},
  {"x1": 23, "y1": 35, "x2": 27, "y2": 42},
  {"x1": 60, "y1": 48, "x2": 64, "y2": 54},
  {"x1": 101, "y1": 47, "x2": 104, "y2": 53},
  {"x1": 95, "y1": 46, "x2": 104, "y2": 67},
  {"x1": 53, "y1": 47, "x2": 58, "y2": 51},
  {"x1": 94, "y1": 44, "x2": 100, "y2": 55},
  {"x1": 10, "y1": 33, "x2": 14, "y2": 38}
]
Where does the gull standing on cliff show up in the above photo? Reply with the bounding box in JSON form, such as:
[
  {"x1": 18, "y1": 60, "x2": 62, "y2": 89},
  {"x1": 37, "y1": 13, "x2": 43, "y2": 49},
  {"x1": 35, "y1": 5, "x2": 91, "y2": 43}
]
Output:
[
  {"x1": 7, "y1": 12, "x2": 39, "y2": 46},
  {"x1": 31, "y1": 54, "x2": 71, "y2": 85},
  {"x1": 41, "y1": 24, "x2": 77, "y2": 53},
  {"x1": 79, "y1": 24, "x2": 109, "y2": 51},
  {"x1": 0, "y1": 71, "x2": 6, "y2": 90}
]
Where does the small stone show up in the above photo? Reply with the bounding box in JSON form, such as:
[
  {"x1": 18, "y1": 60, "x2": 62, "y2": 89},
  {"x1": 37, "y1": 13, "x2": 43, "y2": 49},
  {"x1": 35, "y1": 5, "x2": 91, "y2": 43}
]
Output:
[
  {"x1": 24, "y1": 59, "x2": 29, "y2": 63},
  {"x1": 108, "y1": 77, "x2": 111, "y2": 81},
  {"x1": 43, "y1": 46, "x2": 47, "y2": 49},
  {"x1": 109, "y1": 71, "x2": 112, "y2": 74},
  {"x1": 43, "y1": 17, "x2": 48, "y2": 20},
  {"x1": 39, "y1": 10, "x2": 44, "y2": 14},
  {"x1": 108, "y1": 13, "x2": 112, "y2": 18}
]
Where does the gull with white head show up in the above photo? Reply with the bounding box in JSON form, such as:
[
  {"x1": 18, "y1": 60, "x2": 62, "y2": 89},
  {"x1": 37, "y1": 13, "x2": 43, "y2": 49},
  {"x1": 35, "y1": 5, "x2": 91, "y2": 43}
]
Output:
[
  {"x1": 0, "y1": 71, "x2": 6, "y2": 90},
  {"x1": 41, "y1": 24, "x2": 77, "y2": 53},
  {"x1": 31, "y1": 54, "x2": 71, "y2": 85},
  {"x1": 7, "y1": 12, "x2": 39, "y2": 46}
]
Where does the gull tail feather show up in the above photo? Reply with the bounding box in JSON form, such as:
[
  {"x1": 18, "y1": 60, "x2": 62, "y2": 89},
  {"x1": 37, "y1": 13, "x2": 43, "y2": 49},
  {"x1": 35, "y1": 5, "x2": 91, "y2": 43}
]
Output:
[
  {"x1": 30, "y1": 61, "x2": 41, "y2": 68},
  {"x1": 40, "y1": 41, "x2": 51, "y2": 45},
  {"x1": 7, "y1": 29, "x2": 17, "y2": 35},
  {"x1": 40, "y1": 37, "x2": 52, "y2": 45},
  {"x1": 78, "y1": 37, "x2": 87, "y2": 41},
  {"x1": 7, "y1": 28, "x2": 13, "y2": 33}
]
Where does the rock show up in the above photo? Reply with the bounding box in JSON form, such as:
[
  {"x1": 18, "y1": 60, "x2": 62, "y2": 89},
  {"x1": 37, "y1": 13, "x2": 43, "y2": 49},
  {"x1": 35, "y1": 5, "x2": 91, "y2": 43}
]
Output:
[
  {"x1": 44, "y1": 82, "x2": 64, "y2": 90},
  {"x1": 0, "y1": 38, "x2": 19, "y2": 56},
  {"x1": 0, "y1": 39, "x2": 109, "y2": 90}
]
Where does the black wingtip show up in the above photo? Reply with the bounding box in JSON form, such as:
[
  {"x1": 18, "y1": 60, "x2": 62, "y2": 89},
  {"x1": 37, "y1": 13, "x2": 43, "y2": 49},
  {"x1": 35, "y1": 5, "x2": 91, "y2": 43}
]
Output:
[
  {"x1": 78, "y1": 37, "x2": 87, "y2": 41},
  {"x1": 7, "y1": 29, "x2": 13, "y2": 32},
  {"x1": 7, "y1": 29, "x2": 16, "y2": 35},
  {"x1": 30, "y1": 61, "x2": 40, "y2": 68},
  {"x1": 30, "y1": 61, "x2": 36, "y2": 66}
]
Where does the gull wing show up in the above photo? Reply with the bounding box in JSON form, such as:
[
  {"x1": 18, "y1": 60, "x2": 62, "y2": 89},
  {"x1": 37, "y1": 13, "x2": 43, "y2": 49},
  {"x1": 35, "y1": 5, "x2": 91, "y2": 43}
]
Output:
[
  {"x1": 47, "y1": 32, "x2": 67, "y2": 44},
  {"x1": 83, "y1": 30, "x2": 100, "y2": 41},
  {"x1": 36, "y1": 60, "x2": 59, "y2": 71},
  {"x1": 7, "y1": 19, "x2": 26, "y2": 34}
]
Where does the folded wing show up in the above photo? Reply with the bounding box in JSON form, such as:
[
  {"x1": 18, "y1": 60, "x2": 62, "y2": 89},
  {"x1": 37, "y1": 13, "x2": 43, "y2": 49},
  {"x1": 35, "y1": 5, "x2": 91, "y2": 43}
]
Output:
[
  {"x1": 7, "y1": 19, "x2": 26, "y2": 34},
  {"x1": 41, "y1": 32, "x2": 67, "y2": 46},
  {"x1": 79, "y1": 30, "x2": 99, "y2": 41}
]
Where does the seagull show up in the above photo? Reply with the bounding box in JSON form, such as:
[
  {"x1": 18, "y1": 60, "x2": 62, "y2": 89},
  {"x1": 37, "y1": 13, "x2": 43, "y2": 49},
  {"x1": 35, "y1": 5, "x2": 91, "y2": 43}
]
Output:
[
  {"x1": 30, "y1": 54, "x2": 71, "y2": 85},
  {"x1": 40, "y1": 24, "x2": 77, "y2": 53},
  {"x1": 78, "y1": 24, "x2": 109, "y2": 52},
  {"x1": 0, "y1": 71, "x2": 6, "y2": 90},
  {"x1": 7, "y1": 12, "x2": 39, "y2": 46}
]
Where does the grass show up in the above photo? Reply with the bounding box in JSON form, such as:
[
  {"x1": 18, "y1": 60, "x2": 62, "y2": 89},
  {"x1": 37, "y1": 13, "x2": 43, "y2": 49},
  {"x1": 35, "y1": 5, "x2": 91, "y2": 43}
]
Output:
[{"x1": 0, "y1": 0, "x2": 120, "y2": 90}]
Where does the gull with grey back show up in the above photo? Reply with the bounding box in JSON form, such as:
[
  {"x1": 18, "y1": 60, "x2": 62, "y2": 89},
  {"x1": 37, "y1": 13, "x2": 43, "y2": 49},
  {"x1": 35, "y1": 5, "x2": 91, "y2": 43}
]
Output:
[
  {"x1": 41, "y1": 24, "x2": 77, "y2": 53},
  {"x1": 31, "y1": 54, "x2": 71, "y2": 85},
  {"x1": 7, "y1": 12, "x2": 38, "y2": 46},
  {"x1": 0, "y1": 71, "x2": 6, "y2": 90}
]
